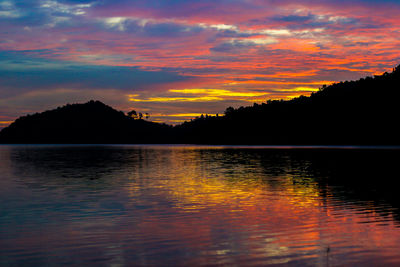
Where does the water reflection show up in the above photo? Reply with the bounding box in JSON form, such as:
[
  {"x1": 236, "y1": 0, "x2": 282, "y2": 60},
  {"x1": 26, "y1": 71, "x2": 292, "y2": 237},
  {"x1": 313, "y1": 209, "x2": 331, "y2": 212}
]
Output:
[{"x1": 1, "y1": 145, "x2": 400, "y2": 266}]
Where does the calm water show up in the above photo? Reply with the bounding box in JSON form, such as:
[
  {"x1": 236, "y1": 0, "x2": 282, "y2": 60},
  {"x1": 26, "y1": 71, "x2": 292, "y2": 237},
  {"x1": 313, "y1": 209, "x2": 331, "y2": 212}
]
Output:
[{"x1": 1, "y1": 145, "x2": 400, "y2": 266}]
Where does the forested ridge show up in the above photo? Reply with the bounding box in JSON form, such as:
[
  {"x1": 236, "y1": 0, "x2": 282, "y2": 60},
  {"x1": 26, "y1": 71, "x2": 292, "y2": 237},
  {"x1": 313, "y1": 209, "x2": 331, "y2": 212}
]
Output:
[{"x1": 1, "y1": 65, "x2": 399, "y2": 145}]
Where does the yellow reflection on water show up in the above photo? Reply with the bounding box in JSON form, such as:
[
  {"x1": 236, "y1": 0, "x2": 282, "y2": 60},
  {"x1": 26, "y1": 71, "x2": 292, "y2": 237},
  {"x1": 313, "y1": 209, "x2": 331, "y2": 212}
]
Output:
[
  {"x1": 4, "y1": 146, "x2": 400, "y2": 266},
  {"x1": 121, "y1": 148, "x2": 400, "y2": 265},
  {"x1": 126, "y1": 148, "x2": 323, "y2": 212}
]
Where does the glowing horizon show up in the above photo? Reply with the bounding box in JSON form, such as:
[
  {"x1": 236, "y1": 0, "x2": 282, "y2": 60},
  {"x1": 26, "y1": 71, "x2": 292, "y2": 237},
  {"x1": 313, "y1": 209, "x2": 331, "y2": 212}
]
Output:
[{"x1": 1, "y1": 0, "x2": 400, "y2": 126}]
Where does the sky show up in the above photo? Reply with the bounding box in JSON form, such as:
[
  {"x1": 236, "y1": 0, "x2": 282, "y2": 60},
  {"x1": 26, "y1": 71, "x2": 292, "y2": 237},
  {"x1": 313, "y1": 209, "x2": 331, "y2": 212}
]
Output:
[{"x1": 1, "y1": 0, "x2": 400, "y2": 126}]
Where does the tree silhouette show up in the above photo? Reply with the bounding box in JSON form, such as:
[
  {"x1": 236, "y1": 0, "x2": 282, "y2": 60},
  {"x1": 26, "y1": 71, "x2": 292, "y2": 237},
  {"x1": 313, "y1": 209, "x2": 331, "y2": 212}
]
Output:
[
  {"x1": 1, "y1": 64, "x2": 400, "y2": 145},
  {"x1": 174, "y1": 64, "x2": 400, "y2": 145},
  {"x1": 127, "y1": 110, "x2": 150, "y2": 120},
  {"x1": 224, "y1": 107, "x2": 234, "y2": 116},
  {"x1": 127, "y1": 110, "x2": 138, "y2": 119},
  {"x1": 0, "y1": 101, "x2": 171, "y2": 144}
]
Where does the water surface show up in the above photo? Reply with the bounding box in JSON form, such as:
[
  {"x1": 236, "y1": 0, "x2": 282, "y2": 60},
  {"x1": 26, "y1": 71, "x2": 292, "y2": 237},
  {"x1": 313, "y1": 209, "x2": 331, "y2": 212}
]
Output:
[{"x1": 1, "y1": 145, "x2": 400, "y2": 266}]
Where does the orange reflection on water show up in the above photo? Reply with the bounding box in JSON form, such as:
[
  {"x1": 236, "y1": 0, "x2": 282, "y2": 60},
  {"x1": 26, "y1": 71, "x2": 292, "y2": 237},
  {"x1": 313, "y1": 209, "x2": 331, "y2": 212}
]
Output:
[
  {"x1": 3, "y1": 146, "x2": 400, "y2": 266},
  {"x1": 121, "y1": 148, "x2": 400, "y2": 265}
]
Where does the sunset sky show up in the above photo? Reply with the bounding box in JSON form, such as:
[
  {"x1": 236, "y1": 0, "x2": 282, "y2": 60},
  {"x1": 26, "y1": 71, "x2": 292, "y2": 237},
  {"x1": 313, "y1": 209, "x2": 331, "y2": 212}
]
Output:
[{"x1": 1, "y1": 0, "x2": 400, "y2": 126}]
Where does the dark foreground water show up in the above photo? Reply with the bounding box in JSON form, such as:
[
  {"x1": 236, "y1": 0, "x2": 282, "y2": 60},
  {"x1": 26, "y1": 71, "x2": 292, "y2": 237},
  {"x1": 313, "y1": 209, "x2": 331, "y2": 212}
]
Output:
[{"x1": 1, "y1": 145, "x2": 400, "y2": 266}]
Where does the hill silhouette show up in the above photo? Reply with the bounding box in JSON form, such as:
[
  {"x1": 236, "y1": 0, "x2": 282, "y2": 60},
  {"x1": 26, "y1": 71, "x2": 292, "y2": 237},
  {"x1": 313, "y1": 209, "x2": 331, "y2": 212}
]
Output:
[
  {"x1": 1, "y1": 65, "x2": 400, "y2": 145},
  {"x1": 174, "y1": 65, "x2": 400, "y2": 145},
  {"x1": 0, "y1": 100, "x2": 171, "y2": 144}
]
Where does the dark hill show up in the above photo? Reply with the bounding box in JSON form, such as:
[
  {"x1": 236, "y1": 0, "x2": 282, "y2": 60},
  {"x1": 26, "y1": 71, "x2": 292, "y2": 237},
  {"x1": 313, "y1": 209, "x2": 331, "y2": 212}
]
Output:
[
  {"x1": 0, "y1": 100, "x2": 171, "y2": 144},
  {"x1": 1, "y1": 65, "x2": 400, "y2": 145},
  {"x1": 174, "y1": 65, "x2": 400, "y2": 145}
]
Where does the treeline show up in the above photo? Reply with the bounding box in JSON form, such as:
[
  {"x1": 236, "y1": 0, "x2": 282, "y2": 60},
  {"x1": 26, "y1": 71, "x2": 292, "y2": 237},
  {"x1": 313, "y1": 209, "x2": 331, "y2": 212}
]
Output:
[
  {"x1": 1, "y1": 65, "x2": 400, "y2": 145},
  {"x1": 173, "y1": 65, "x2": 400, "y2": 145},
  {"x1": 0, "y1": 100, "x2": 172, "y2": 144}
]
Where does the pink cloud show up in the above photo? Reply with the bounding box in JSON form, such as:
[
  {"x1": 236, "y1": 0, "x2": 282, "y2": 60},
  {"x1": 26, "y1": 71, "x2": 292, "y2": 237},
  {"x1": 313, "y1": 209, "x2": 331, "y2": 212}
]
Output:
[{"x1": 1, "y1": 0, "x2": 400, "y2": 123}]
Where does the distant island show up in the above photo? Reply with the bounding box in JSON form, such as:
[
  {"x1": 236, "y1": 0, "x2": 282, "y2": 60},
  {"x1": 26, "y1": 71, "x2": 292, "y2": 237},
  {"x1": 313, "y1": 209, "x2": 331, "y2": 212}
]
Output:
[
  {"x1": 0, "y1": 100, "x2": 172, "y2": 144},
  {"x1": 1, "y1": 65, "x2": 400, "y2": 145}
]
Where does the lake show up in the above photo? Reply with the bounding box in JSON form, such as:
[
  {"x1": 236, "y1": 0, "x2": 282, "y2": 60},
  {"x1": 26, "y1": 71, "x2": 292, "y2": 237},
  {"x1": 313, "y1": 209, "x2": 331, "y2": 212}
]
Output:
[{"x1": 1, "y1": 145, "x2": 400, "y2": 266}]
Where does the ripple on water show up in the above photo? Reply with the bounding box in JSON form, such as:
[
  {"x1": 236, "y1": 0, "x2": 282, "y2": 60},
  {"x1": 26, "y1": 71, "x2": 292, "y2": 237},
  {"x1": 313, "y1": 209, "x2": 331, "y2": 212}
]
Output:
[{"x1": 1, "y1": 145, "x2": 400, "y2": 266}]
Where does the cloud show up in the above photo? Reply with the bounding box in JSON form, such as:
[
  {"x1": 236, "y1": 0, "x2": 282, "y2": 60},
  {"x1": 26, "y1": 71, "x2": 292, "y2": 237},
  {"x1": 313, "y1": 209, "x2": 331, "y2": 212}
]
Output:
[
  {"x1": 0, "y1": 51, "x2": 194, "y2": 96},
  {"x1": 1, "y1": 0, "x2": 400, "y2": 125},
  {"x1": 129, "y1": 88, "x2": 269, "y2": 103}
]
